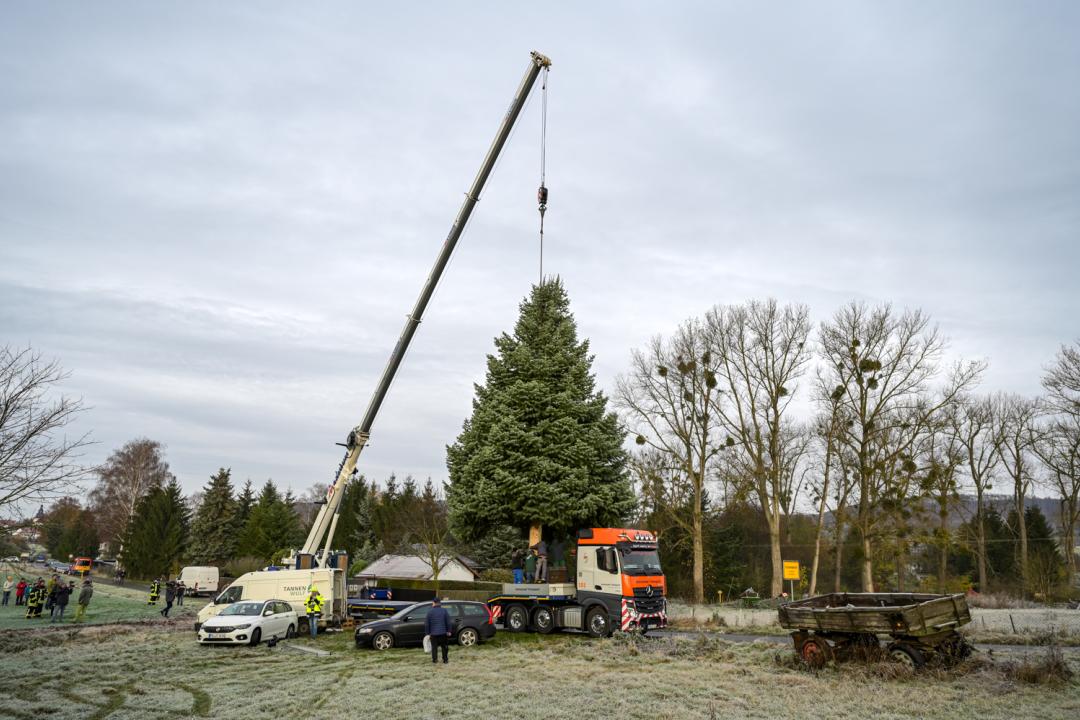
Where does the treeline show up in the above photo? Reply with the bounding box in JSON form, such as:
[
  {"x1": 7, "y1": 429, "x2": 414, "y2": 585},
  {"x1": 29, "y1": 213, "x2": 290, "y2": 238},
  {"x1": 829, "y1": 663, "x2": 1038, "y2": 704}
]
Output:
[
  {"x1": 619, "y1": 300, "x2": 1079, "y2": 602},
  {"x1": 37, "y1": 436, "x2": 515, "y2": 584}
]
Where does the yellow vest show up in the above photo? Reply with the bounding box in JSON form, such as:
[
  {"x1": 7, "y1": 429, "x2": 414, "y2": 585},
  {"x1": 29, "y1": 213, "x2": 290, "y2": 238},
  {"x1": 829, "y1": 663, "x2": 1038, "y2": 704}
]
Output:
[{"x1": 305, "y1": 593, "x2": 323, "y2": 614}]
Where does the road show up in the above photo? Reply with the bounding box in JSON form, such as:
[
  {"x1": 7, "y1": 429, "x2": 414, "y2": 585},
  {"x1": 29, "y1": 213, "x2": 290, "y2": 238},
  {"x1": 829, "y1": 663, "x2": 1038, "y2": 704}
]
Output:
[{"x1": 649, "y1": 628, "x2": 1080, "y2": 656}]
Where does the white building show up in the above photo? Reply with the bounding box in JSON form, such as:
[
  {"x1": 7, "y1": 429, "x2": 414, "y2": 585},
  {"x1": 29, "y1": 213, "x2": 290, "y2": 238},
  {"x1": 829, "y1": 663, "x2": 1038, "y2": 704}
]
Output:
[{"x1": 358, "y1": 554, "x2": 479, "y2": 583}]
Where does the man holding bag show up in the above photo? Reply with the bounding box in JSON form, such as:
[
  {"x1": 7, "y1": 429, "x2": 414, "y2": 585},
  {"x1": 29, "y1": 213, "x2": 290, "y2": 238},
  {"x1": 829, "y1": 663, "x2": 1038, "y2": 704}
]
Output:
[{"x1": 424, "y1": 598, "x2": 452, "y2": 665}]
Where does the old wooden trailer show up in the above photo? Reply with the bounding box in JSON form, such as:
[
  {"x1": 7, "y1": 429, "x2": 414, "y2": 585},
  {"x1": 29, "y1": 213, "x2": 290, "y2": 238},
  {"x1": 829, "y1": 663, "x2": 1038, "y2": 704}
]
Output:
[{"x1": 777, "y1": 592, "x2": 973, "y2": 668}]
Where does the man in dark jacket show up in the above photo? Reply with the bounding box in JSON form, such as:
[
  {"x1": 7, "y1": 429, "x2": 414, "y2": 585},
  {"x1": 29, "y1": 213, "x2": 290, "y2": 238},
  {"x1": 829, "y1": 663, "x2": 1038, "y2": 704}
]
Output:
[
  {"x1": 52, "y1": 581, "x2": 73, "y2": 623},
  {"x1": 424, "y1": 599, "x2": 453, "y2": 665},
  {"x1": 161, "y1": 581, "x2": 176, "y2": 617}
]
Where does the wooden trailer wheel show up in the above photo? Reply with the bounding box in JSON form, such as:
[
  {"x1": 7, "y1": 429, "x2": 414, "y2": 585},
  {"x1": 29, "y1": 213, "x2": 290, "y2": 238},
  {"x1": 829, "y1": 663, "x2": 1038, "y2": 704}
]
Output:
[{"x1": 799, "y1": 637, "x2": 831, "y2": 668}]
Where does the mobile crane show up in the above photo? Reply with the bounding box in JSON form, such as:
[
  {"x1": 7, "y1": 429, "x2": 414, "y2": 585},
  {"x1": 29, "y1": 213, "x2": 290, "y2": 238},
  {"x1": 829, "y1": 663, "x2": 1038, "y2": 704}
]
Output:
[{"x1": 198, "y1": 51, "x2": 552, "y2": 632}]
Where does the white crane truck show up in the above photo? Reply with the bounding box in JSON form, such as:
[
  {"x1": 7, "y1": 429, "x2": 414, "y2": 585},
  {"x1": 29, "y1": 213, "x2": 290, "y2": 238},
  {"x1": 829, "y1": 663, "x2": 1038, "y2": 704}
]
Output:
[{"x1": 198, "y1": 51, "x2": 553, "y2": 633}]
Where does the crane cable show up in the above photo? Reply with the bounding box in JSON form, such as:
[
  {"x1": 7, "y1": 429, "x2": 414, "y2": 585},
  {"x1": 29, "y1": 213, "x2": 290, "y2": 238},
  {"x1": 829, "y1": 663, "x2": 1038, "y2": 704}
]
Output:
[{"x1": 537, "y1": 66, "x2": 549, "y2": 284}]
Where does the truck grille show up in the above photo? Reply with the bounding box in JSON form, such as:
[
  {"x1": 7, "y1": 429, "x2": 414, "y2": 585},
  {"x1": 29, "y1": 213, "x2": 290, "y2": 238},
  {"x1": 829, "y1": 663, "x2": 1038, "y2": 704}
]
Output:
[{"x1": 633, "y1": 586, "x2": 665, "y2": 614}]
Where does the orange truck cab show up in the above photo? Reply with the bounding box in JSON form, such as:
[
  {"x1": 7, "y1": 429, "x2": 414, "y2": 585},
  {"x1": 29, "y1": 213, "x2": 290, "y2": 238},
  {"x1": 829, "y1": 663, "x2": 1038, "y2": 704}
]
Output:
[
  {"x1": 72, "y1": 557, "x2": 93, "y2": 575},
  {"x1": 487, "y1": 527, "x2": 667, "y2": 637}
]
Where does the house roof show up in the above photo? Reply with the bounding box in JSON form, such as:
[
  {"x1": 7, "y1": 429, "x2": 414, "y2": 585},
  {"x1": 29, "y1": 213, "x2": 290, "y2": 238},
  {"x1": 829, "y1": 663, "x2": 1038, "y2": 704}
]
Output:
[{"x1": 358, "y1": 554, "x2": 478, "y2": 580}]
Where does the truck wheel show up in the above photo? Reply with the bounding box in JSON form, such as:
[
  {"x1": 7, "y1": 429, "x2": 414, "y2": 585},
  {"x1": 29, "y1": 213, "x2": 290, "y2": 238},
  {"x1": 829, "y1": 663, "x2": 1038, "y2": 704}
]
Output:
[
  {"x1": 505, "y1": 605, "x2": 529, "y2": 633},
  {"x1": 533, "y1": 607, "x2": 555, "y2": 635},
  {"x1": 298, "y1": 618, "x2": 309, "y2": 636},
  {"x1": 586, "y1": 607, "x2": 611, "y2": 638},
  {"x1": 888, "y1": 642, "x2": 925, "y2": 669}
]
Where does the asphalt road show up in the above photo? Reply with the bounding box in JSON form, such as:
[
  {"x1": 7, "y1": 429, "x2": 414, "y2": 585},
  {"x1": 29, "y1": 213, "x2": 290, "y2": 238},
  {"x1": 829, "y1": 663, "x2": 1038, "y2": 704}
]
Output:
[{"x1": 648, "y1": 628, "x2": 1080, "y2": 656}]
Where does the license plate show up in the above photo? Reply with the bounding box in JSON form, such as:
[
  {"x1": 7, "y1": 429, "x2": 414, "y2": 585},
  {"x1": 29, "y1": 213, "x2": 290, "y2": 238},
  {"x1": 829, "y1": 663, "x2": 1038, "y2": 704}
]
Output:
[{"x1": 208, "y1": 633, "x2": 227, "y2": 638}]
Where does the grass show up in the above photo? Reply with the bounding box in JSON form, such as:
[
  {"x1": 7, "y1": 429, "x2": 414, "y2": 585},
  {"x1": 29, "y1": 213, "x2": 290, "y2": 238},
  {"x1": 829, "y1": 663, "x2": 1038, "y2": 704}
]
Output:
[
  {"x1": 0, "y1": 563, "x2": 201, "y2": 631},
  {"x1": 0, "y1": 621, "x2": 1077, "y2": 719}
]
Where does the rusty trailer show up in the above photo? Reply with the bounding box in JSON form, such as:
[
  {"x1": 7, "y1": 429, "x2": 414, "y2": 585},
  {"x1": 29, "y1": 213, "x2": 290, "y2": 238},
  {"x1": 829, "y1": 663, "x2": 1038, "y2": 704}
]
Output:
[{"x1": 777, "y1": 592, "x2": 973, "y2": 668}]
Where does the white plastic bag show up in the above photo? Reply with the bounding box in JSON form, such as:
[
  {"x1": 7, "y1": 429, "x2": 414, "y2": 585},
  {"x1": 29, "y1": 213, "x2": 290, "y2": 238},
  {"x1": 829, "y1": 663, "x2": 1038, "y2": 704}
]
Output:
[{"x1": 423, "y1": 634, "x2": 432, "y2": 653}]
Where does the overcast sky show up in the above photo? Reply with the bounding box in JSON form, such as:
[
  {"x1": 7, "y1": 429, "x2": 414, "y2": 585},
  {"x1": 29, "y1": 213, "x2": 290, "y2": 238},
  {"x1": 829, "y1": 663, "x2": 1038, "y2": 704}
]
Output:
[{"x1": 2, "y1": 2, "x2": 1077, "y2": 504}]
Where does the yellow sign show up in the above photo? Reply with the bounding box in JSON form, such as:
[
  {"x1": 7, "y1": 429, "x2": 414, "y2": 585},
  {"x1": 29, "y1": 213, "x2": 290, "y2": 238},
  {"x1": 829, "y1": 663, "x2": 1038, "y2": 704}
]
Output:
[{"x1": 783, "y1": 561, "x2": 800, "y2": 580}]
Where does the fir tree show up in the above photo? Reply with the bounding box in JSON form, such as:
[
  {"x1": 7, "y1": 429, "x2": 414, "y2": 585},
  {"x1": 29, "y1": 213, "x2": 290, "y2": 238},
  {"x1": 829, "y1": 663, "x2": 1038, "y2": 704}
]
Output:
[
  {"x1": 120, "y1": 479, "x2": 189, "y2": 578},
  {"x1": 238, "y1": 480, "x2": 303, "y2": 562},
  {"x1": 188, "y1": 468, "x2": 238, "y2": 566},
  {"x1": 447, "y1": 279, "x2": 634, "y2": 540},
  {"x1": 334, "y1": 475, "x2": 378, "y2": 563}
]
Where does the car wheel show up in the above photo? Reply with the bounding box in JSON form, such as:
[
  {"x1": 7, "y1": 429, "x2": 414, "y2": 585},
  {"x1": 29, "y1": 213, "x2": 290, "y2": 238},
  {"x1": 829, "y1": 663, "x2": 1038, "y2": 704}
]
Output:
[
  {"x1": 286, "y1": 624, "x2": 296, "y2": 639},
  {"x1": 249, "y1": 628, "x2": 262, "y2": 647},
  {"x1": 533, "y1": 607, "x2": 555, "y2": 635},
  {"x1": 457, "y1": 627, "x2": 479, "y2": 647},
  {"x1": 372, "y1": 631, "x2": 394, "y2": 651},
  {"x1": 586, "y1": 607, "x2": 610, "y2": 638},
  {"x1": 505, "y1": 605, "x2": 529, "y2": 633}
]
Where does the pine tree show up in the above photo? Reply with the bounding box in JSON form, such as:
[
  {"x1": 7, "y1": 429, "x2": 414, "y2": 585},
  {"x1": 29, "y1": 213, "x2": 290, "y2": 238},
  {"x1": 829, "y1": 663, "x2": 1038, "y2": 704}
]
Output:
[
  {"x1": 447, "y1": 279, "x2": 634, "y2": 540},
  {"x1": 334, "y1": 475, "x2": 378, "y2": 563},
  {"x1": 188, "y1": 468, "x2": 238, "y2": 566},
  {"x1": 120, "y1": 479, "x2": 190, "y2": 578}
]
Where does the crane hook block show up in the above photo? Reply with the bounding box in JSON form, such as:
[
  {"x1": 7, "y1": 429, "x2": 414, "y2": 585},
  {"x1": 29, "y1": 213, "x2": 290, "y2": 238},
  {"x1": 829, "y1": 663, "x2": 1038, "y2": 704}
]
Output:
[{"x1": 537, "y1": 184, "x2": 548, "y2": 209}]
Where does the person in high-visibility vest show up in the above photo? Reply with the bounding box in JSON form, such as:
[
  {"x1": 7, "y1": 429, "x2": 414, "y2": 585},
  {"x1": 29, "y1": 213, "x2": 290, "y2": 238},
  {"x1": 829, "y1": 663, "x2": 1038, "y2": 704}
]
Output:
[
  {"x1": 304, "y1": 588, "x2": 324, "y2": 639},
  {"x1": 147, "y1": 578, "x2": 161, "y2": 605},
  {"x1": 25, "y1": 580, "x2": 45, "y2": 619}
]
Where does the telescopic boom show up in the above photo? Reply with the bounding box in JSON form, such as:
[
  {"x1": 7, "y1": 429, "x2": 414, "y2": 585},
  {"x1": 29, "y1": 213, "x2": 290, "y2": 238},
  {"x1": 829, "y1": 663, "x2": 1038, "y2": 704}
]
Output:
[{"x1": 300, "y1": 51, "x2": 552, "y2": 563}]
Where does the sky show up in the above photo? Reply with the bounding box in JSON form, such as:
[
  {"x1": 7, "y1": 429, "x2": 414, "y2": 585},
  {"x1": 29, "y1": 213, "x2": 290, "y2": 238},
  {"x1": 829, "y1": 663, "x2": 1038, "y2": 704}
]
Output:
[{"x1": 1, "y1": 2, "x2": 1078, "y2": 504}]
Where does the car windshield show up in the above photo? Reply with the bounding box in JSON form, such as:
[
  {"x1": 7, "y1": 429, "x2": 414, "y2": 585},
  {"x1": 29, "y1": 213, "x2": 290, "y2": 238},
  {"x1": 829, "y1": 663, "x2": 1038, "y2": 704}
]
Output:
[
  {"x1": 220, "y1": 602, "x2": 263, "y2": 616},
  {"x1": 620, "y1": 548, "x2": 663, "y2": 576}
]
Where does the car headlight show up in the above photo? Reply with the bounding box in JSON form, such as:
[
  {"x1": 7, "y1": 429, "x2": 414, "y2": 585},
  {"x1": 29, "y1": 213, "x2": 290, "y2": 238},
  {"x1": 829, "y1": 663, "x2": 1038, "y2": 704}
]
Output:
[
  {"x1": 358, "y1": 628, "x2": 373, "y2": 634},
  {"x1": 233, "y1": 623, "x2": 251, "y2": 630}
]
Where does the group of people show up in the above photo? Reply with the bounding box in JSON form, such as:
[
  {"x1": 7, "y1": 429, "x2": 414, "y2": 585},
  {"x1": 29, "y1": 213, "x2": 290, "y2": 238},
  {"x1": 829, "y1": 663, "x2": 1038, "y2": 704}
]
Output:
[
  {"x1": 2, "y1": 573, "x2": 94, "y2": 622},
  {"x1": 510, "y1": 536, "x2": 568, "y2": 584},
  {"x1": 146, "y1": 578, "x2": 186, "y2": 617}
]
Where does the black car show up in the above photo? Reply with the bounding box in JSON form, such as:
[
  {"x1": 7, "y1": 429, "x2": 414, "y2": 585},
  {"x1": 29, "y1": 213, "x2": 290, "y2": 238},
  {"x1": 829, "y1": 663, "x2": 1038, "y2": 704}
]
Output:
[{"x1": 355, "y1": 600, "x2": 496, "y2": 650}]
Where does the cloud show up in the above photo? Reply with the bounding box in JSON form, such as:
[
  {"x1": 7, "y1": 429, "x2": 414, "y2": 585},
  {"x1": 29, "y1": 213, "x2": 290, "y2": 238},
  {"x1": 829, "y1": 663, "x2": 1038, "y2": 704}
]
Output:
[{"x1": 1, "y1": 1, "x2": 1078, "y2": 500}]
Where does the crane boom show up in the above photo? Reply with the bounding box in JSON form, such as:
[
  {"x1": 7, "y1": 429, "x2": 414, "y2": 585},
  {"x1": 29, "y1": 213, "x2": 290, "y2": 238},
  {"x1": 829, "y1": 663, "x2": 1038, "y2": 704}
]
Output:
[{"x1": 299, "y1": 51, "x2": 552, "y2": 562}]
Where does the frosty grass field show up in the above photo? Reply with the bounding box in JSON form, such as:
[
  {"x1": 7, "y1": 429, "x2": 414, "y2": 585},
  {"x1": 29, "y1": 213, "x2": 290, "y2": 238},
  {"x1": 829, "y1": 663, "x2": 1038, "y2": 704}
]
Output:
[{"x1": 1, "y1": 615, "x2": 1079, "y2": 719}]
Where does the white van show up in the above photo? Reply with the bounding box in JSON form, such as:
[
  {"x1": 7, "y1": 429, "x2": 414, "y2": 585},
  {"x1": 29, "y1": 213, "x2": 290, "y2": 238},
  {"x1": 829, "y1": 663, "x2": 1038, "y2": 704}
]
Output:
[
  {"x1": 195, "y1": 568, "x2": 346, "y2": 633},
  {"x1": 178, "y1": 566, "x2": 219, "y2": 596}
]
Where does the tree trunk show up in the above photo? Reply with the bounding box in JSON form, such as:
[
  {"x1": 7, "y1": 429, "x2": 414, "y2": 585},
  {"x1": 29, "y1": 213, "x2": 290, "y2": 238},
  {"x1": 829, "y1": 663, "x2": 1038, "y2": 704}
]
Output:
[
  {"x1": 769, "y1": 514, "x2": 783, "y2": 598},
  {"x1": 692, "y1": 505, "x2": 704, "y2": 603},
  {"x1": 833, "y1": 506, "x2": 845, "y2": 593},
  {"x1": 976, "y1": 490, "x2": 988, "y2": 592},
  {"x1": 861, "y1": 530, "x2": 874, "y2": 592},
  {"x1": 809, "y1": 441, "x2": 833, "y2": 597},
  {"x1": 938, "y1": 509, "x2": 948, "y2": 594},
  {"x1": 1016, "y1": 484, "x2": 1029, "y2": 597},
  {"x1": 895, "y1": 542, "x2": 904, "y2": 592}
]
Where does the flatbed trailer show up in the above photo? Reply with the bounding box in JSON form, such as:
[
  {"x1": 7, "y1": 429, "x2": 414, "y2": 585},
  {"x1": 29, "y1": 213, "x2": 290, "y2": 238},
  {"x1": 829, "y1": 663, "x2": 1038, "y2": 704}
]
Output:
[
  {"x1": 778, "y1": 592, "x2": 973, "y2": 668},
  {"x1": 346, "y1": 598, "x2": 415, "y2": 622}
]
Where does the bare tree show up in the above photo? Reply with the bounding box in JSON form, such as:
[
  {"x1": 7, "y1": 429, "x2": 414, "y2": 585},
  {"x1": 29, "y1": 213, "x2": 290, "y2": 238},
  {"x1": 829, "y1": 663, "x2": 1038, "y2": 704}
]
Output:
[
  {"x1": 807, "y1": 404, "x2": 844, "y2": 595},
  {"x1": 0, "y1": 346, "x2": 92, "y2": 516},
  {"x1": 1033, "y1": 343, "x2": 1080, "y2": 585},
  {"x1": 818, "y1": 303, "x2": 981, "y2": 591},
  {"x1": 616, "y1": 319, "x2": 724, "y2": 603},
  {"x1": 994, "y1": 394, "x2": 1040, "y2": 596},
  {"x1": 920, "y1": 419, "x2": 964, "y2": 593},
  {"x1": 89, "y1": 438, "x2": 174, "y2": 553},
  {"x1": 398, "y1": 480, "x2": 457, "y2": 595},
  {"x1": 951, "y1": 395, "x2": 1001, "y2": 591},
  {"x1": 706, "y1": 299, "x2": 812, "y2": 597}
]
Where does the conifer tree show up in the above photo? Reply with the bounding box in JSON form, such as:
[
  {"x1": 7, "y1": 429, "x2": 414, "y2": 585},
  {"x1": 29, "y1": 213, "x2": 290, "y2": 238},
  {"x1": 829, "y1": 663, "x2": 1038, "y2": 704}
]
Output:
[
  {"x1": 189, "y1": 468, "x2": 237, "y2": 566},
  {"x1": 237, "y1": 480, "x2": 302, "y2": 562},
  {"x1": 120, "y1": 479, "x2": 189, "y2": 578},
  {"x1": 447, "y1": 279, "x2": 634, "y2": 540}
]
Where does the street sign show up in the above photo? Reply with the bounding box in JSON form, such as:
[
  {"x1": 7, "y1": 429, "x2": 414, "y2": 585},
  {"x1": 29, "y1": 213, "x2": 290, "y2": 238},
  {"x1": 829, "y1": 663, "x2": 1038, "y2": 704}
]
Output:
[{"x1": 783, "y1": 561, "x2": 800, "y2": 580}]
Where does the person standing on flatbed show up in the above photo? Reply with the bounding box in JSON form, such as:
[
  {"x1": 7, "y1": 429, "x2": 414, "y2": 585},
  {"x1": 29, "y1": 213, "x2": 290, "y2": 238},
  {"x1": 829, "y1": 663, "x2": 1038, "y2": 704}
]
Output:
[{"x1": 524, "y1": 548, "x2": 537, "y2": 583}]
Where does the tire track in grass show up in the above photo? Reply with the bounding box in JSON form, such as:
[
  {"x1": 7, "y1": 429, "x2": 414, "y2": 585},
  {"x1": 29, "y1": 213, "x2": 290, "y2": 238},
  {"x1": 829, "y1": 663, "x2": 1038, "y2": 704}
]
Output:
[
  {"x1": 313, "y1": 665, "x2": 356, "y2": 710},
  {"x1": 173, "y1": 681, "x2": 211, "y2": 716}
]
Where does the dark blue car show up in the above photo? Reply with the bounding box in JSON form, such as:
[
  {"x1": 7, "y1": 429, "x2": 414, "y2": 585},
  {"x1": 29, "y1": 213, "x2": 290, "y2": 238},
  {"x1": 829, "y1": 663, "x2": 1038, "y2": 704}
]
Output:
[{"x1": 355, "y1": 600, "x2": 496, "y2": 650}]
